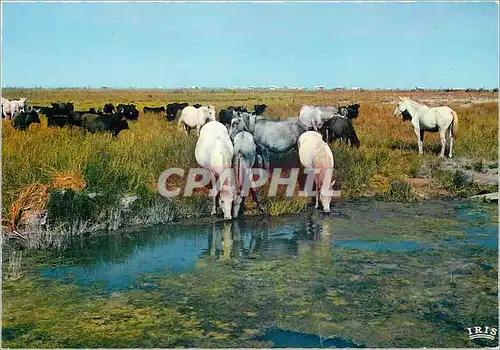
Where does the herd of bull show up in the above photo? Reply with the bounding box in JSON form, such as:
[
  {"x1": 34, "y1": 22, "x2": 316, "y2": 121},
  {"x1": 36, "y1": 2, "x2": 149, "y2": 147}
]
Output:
[
  {"x1": 1, "y1": 97, "x2": 137, "y2": 136},
  {"x1": 1, "y1": 98, "x2": 360, "y2": 148}
]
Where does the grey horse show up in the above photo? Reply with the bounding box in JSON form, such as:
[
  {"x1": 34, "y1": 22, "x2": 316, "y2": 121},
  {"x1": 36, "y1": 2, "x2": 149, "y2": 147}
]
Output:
[
  {"x1": 231, "y1": 112, "x2": 308, "y2": 171},
  {"x1": 229, "y1": 117, "x2": 265, "y2": 217}
]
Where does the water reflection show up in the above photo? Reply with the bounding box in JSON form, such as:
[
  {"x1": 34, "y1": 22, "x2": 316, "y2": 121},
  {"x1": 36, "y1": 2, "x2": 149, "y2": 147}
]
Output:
[
  {"x1": 204, "y1": 216, "x2": 337, "y2": 262},
  {"x1": 38, "y1": 200, "x2": 497, "y2": 291},
  {"x1": 40, "y1": 215, "x2": 334, "y2": 290}
]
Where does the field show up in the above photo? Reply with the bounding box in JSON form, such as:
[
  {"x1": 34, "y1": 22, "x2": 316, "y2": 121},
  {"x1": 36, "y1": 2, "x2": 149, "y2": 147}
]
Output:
[{"x1": 1, "y1": 88, "x2": 498, "y2": 248}]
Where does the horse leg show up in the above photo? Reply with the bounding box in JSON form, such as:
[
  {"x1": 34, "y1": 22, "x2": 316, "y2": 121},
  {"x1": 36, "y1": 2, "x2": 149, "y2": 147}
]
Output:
[
  {"x1": 261, "y1": 147, "x2": 270, "y2": 172},
  {"x1": 313, "y1": 177, "x2": 319, "y2": 209},
  {"x1": 211, "y1": 192, "x2": 218, "y2": 215},
  {"x1": 448, "y1": 127, "x2": 454, "y2": 158},
  {"x1": 419, "y1": 130, "x2": 425, "y2": 154},
  {"x1": 250, "y1": 187, "x2": 265, "y2": 212},
  {"x1": 210, "y1": 171, "x2": 219, "y2": 215},
  {"x1": 439, "y1": 130, "x2": 446, "y2": 158},
  {"x1": 255, "y1": 154, "x2": 263, "y2": 168},
  {"x1": 414, "y1": 128, "x2": 423, "y2": 154}
]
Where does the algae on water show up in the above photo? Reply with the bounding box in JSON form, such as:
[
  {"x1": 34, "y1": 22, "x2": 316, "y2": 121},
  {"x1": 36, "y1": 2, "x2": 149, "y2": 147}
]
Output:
[{"x1": 2, "y1": 199, "x2": 498, "y2": 348}]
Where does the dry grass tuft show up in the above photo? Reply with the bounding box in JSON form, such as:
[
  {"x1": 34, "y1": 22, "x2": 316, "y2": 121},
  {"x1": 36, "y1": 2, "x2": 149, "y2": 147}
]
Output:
[
  {"x1": 7, "y1": 183, "x2": 50, "y2": 231},
  {"x1": 51, "y1": 170, "x2": 87, "y2": 191}
]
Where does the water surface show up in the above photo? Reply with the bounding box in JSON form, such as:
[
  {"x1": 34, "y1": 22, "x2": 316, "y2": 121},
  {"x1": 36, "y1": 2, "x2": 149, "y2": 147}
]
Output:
[{"x1": 3, "y1": 199, "x2": 498, "y2": 348}]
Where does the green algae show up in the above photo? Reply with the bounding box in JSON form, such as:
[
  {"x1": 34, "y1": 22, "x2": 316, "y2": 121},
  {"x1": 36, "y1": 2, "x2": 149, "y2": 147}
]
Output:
[{"x1": 2, "y1": 199, "x2": 498, "y2": 348}]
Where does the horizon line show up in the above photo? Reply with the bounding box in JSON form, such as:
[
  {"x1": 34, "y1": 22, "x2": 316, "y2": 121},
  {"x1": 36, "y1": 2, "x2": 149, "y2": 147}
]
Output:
[{"x1": 2, "y1": 86, "x2": 498, "y2": 91}]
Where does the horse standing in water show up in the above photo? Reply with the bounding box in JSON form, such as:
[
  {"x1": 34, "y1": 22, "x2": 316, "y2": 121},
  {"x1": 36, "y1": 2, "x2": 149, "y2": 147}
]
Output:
[
  {"x1": 298, "y1": 131, "x2": 336, "y2": 213},
  {"x1": 228, "y1": 117, "x2": 264, "y2": 217},
  {"x1": 195, "y1": 121, "x2": 237, "y2": 220},
  {"x1": 393, "y1": 97, "x2": 458, "y2": 158}
]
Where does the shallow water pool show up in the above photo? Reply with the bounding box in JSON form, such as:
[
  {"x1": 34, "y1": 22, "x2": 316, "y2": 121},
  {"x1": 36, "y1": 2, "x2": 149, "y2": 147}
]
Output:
[{"x1": 2, "y1": 199, "x2": 498, "y2": 348}]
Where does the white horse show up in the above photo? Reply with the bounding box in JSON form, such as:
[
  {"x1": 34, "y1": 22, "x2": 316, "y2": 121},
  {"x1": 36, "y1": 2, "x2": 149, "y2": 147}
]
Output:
[
  {"x1": 195, "y1": 121, "x2": 238, "y2": 220},
  {"x1": 1, "y1": 97, "x2": 9, "y2": 118},
  {"x1": 298, "y1": 131, "x2": 336, "y2": 213},
  {"x1": 2, "y1": 97, "x2": 28, "y2": 119},
  {"x1": 299, "y1": 105, "x2": 340, "y2": 131},
  {"x1": 178, "y1": 105, "x2": 216, "y2": 136},
  {"x1": 393, "y1": 97, "x2": 458, "y2": 158}
]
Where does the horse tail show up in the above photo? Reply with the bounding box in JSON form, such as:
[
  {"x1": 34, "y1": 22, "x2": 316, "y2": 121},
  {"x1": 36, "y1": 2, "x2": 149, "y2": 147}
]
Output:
[
  {"x1": 234, "y1": 152, "x2": 243, "y2": 193},
  {"x1": 451, "y1": 109, "x2": 458, "y2": 137},
  {"x1": 240, "y1": 155, "x2": 248, "y2": 195}
]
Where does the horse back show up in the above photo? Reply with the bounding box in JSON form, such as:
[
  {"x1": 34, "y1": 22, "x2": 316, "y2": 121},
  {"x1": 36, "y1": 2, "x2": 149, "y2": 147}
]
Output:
[
  {"x1": 419, "y1": 106, "x2": 453, "y2": 131},
  {"x1": 210, "y1": 137, "x2": 233, "y2": 175},
  {"x1": 196, "y1": 127, "x2": 233, "y2": 171},
  {"x1": 180, "y1": 106, "x2": 198, "y2": 127}
]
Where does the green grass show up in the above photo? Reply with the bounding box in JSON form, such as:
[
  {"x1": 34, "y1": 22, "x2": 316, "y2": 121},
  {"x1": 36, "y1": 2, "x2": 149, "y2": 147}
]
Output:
[{"x1": 386, "y1": 181, "x2": 414, "y2": 202}]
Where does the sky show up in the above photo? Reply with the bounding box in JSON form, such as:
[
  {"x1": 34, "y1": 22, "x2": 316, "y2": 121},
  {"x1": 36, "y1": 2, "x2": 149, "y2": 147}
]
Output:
[{"x1": 1, "y1": 2, "x2": 498, "y2": 89}]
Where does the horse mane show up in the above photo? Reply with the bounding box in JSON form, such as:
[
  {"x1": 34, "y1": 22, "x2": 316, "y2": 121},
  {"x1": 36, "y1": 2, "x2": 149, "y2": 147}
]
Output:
[{"x1": 406, "y1": 98, "x2": 429, "y2": 110}]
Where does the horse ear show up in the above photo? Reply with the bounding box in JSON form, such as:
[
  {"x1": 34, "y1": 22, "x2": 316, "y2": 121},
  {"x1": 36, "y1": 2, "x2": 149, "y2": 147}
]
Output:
[{"x1": 398, "y1": 96, "x2": 403, "y2": 101}]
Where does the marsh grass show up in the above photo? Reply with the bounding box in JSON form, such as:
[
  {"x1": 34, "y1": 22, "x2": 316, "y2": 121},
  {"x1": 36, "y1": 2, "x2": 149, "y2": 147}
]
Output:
[
  {"x1": 2, "y1": 89, "x2": 497, "y2": 239},
  {"x1": 386, "y1": 181, "x2": 414, "y2": 202},
  {"x1": 472, "y1": 160, "x2": 484, "y2": 173}
]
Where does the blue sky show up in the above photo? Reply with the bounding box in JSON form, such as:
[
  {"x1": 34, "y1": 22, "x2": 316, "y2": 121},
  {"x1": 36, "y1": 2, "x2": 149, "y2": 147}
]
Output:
[{"x1": 1, "y1": 2, "x2": 498, "y2": 89}]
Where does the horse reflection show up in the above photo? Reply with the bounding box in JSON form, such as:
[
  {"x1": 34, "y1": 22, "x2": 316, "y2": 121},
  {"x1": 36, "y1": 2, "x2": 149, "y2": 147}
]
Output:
[
  {"x1": 203, "y1": 216, "x2": 335, "y2": 262},
  {"x1": 298, "y1": 214, "x2": 335, "y2": 254},
  {"x1": 220, "y1": 222, "x2": 234, "y2": 261},
  {"x1": 205, "y1": 222, "x2": 241, "y2": 261}
]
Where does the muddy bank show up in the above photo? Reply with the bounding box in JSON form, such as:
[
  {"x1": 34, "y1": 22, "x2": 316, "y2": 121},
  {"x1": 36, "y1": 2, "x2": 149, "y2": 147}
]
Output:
[
  {"x1": 405, "y1": 157, "x2": 498, "y2": 199},
  {"x1": 417, "y1": 157, "x2": 498, "y2": 187}
]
